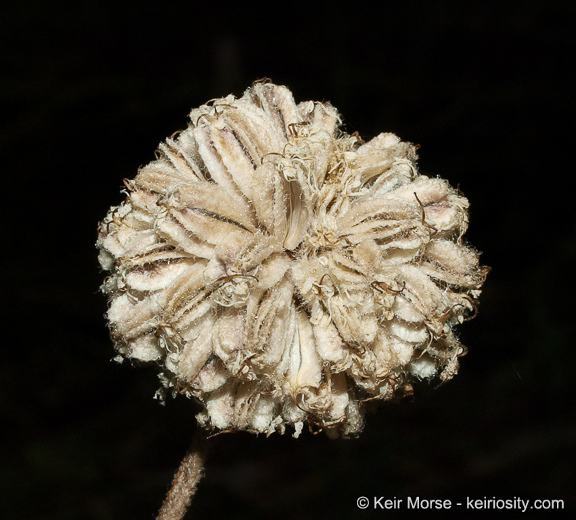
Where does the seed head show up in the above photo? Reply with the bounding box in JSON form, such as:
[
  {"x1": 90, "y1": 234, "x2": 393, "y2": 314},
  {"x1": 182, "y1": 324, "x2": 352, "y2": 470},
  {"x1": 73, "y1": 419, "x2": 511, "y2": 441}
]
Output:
[{"x1": 97, "y1": 82, "x2": 488, "y2": 437}]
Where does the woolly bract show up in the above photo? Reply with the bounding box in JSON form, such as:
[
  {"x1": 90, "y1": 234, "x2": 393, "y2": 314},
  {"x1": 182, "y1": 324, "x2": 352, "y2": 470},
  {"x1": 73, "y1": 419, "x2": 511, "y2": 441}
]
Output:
[{"x1": 97, "y1": 82, "x2": 487, "y2": 437}]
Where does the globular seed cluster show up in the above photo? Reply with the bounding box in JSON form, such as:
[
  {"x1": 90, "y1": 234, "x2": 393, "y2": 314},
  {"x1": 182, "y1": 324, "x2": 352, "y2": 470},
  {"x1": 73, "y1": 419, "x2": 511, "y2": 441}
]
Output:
[{"x1": 97, "y1": 82, "x2": 488, "y2": 438}]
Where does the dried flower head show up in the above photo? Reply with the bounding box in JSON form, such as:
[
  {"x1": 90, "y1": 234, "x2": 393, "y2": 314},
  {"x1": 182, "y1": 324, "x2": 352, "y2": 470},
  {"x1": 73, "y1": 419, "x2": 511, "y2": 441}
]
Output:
[{"x1": 97, "y1": 82, "x2": 487, "y2": 438}]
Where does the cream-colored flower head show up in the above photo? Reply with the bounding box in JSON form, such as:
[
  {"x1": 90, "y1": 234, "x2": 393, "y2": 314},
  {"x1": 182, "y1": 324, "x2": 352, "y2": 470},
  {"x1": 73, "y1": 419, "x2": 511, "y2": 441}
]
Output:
[{"x1": 97, "y1": 82, "x2": 487, "y2": 437}]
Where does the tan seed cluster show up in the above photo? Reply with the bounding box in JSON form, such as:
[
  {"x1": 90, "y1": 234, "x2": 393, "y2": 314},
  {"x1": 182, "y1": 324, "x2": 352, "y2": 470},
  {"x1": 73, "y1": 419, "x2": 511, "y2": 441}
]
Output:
[{"x1": 97, "y1": 82, "x2": 488, "y2": 437}]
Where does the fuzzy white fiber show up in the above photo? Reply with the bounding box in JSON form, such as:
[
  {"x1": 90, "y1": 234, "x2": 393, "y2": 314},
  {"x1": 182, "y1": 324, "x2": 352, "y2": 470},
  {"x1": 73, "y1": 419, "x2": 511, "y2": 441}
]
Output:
[{"x1": 97, "y1": 82, "x2": 488, "y2": 437}]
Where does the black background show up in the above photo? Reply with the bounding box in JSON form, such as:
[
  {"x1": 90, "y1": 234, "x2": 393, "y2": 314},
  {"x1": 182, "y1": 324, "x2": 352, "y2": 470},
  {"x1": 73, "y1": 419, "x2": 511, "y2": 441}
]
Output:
[{"x1": 2, "y1": 1, "x2": 575, "y2": 518}]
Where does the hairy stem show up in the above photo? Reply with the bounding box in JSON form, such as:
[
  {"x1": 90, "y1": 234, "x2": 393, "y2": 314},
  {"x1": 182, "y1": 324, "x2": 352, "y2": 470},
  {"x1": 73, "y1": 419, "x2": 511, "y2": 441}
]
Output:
[{"x1": 157, "y1": 432, "x2": 207, "y2": 520}]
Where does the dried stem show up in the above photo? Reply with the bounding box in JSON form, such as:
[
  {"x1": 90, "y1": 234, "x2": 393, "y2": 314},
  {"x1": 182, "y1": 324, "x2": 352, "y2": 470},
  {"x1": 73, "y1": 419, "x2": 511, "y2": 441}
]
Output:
[{"x1": 157, "y1": 432, "x2": 207, "y2": 520}]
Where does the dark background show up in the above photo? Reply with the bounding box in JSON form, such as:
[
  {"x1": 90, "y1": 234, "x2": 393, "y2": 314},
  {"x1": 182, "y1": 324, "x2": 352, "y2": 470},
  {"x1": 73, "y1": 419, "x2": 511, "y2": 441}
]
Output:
[{"x1": 2, "y1": 1, "x2": 575, "y2": 518}]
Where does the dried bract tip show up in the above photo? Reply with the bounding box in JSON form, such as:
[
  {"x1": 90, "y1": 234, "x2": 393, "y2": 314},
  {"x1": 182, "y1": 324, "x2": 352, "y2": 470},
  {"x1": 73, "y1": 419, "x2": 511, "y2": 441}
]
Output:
[{"x1": 97, "y1": 82, "x2": 488, "y2": 437}]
